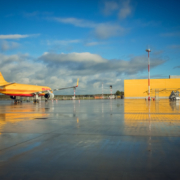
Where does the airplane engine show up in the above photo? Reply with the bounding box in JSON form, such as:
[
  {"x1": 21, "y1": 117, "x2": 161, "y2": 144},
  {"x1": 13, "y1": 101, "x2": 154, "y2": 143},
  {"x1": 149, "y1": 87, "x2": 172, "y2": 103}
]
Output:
[
  {"x1": 44, "y1": 92, "x2": 54, "y2": 99},
  {"x1": 10, "y1": 96, "x2": 16, "y2": 99}
]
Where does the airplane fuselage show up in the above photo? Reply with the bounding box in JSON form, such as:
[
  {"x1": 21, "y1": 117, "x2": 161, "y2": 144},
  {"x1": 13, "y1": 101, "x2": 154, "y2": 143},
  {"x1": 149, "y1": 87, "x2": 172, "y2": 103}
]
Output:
[
  {"x1": 0, "y1": 72, "x2": 78, "y2": 101},
  {"x1": 0, "y1": 83, "x2": 52, "y2": 97}
]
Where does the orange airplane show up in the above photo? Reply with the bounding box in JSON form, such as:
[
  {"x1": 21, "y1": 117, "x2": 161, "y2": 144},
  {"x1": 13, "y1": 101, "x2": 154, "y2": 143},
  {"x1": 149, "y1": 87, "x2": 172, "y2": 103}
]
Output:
[{"x1": 0, "y1": 72, "x2": 79, "y2": 103}]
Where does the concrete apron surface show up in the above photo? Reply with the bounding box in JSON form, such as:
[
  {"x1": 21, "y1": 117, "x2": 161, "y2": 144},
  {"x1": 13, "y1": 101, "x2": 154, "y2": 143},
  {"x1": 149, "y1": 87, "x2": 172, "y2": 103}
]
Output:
[{"x1": 0, "y1": 99, "x2": 180, "y2": 180}]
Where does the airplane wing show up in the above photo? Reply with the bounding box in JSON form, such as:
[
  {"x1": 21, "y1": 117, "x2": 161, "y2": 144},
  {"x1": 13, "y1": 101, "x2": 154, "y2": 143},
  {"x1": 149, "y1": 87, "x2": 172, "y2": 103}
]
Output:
[
  {"x1": 53, "y1": 78, "x2": 79, "y2": 91},
  {"x1": 32, "y1": 78, "x2": 79, "y2": 95}
]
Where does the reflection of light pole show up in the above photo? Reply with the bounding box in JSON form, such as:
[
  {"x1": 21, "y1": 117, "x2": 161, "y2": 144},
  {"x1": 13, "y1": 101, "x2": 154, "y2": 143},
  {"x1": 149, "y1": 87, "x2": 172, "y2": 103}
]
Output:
[
  {"x1": 148, "y1": 100, "x2": 151, "y2": 153},
  {"x1": 146, "y1": 49, "x2": 151, "y2": 100}
]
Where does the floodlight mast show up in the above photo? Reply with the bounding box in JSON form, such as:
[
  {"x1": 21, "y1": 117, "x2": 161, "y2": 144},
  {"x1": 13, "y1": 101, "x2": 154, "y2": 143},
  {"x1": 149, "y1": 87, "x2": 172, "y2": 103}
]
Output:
[
  {"x1": 146, "y1": 49, "x2": 151, "y2": 100},
  {"x1": 102, "y1": 83, "x2": 103, "y2": 98},
  {"x1": 110, "y1": 85, "x2": 112, "y2": 96},
  {"x1": 73, "y1": 87, "x2": 76, "y2": 98}
]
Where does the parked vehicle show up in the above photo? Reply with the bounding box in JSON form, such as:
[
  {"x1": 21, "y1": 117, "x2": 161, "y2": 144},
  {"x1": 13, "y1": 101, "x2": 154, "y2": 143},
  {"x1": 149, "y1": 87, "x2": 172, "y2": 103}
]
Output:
[{"x1": 169, "y1": 91, "x2": 180, "y2": 100}]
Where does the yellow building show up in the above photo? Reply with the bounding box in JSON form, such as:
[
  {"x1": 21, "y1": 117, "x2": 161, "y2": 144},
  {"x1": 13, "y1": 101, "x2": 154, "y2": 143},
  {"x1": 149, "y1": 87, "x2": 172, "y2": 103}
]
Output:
[{"x1": 124, "y1": 76, "x2": 180, "y2": 99}]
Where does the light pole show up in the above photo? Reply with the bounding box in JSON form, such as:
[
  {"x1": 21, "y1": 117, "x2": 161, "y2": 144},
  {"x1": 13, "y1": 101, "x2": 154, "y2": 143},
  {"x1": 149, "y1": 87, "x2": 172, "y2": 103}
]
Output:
[
  {"x1": 146, "y1": 49, "x2": 151, "y2": 100},
  {"x1": 73, "y1": 87, "x2": 76, "y2": 99},
  {"x1": 102, "y1": 83, "x2": 103, "y2": 97},
  {"x1": 110, "y1": 85, "x2": 112, "y2": 96}
]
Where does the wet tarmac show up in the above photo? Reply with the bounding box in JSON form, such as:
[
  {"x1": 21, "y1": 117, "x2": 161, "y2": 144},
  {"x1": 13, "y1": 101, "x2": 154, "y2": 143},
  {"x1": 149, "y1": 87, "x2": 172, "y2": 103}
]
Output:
[{"x1": 0, "y1": 99, "x2": 180, "y2": 180}]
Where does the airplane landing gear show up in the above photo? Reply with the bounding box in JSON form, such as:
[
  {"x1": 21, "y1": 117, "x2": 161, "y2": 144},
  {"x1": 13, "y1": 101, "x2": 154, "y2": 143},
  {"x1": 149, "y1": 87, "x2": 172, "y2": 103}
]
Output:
[
  {"x1": 33, "y1": 94, "x2": 40, "y2": 103},
  {"x1": 33, "y1": 99, "x2": 39, "y2": 103},
  {"x1": 12, "y1": 96, "x2": 22, "y2": 104},
  {"x1": 14, "y1": 99, "x2": 22, "y2": 103}
]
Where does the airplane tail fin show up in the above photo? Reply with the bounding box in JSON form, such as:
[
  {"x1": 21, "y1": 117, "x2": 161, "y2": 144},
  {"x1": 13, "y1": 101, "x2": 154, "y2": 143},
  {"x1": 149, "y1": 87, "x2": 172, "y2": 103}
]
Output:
[
  {"x1": 76, "y1": 78, "x2": 79, "y2": 87},
  {"x1": 0, "y1": 72, "x2": 8, "y2": 85}
]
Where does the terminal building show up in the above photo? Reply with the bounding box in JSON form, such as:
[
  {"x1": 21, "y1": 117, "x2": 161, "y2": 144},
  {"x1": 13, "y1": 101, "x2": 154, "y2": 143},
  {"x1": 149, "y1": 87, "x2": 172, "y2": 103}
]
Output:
[{"x1": 124, "y1": 75, "x2": 180, "y2": 99}]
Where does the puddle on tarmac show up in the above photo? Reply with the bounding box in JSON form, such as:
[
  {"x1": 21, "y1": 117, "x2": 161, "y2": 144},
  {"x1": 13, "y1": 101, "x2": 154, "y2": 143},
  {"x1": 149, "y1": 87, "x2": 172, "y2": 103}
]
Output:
[{"x1": 0, "y1": 99, "x2": 179, "y2": 136}]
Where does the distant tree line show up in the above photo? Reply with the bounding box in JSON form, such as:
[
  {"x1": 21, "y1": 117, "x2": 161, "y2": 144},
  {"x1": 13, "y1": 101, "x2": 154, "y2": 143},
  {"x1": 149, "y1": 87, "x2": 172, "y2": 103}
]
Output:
[
  {"x1": 115, "y1": 90, "x2": 124, "y2": 96},
  {"x1": 0, "y1": 95, "x2": 11, "y2": 99}
]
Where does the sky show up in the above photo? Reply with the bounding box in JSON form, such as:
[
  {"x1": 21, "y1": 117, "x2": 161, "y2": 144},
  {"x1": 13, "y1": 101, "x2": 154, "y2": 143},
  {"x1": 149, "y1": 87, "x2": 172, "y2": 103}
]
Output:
[{"x1": 0, "y1": 0, "x2": 180, "y2": 95}]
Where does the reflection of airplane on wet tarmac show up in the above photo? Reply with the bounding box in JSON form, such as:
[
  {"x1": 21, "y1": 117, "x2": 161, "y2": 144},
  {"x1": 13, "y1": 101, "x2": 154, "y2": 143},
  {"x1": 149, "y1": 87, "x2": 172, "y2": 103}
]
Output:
[
  {"x1": 0, "y1": 103, "x2": 50, "y2": 131},
  {"x1": 0, "y1": 72, "x2": 79, "y2": 103}
]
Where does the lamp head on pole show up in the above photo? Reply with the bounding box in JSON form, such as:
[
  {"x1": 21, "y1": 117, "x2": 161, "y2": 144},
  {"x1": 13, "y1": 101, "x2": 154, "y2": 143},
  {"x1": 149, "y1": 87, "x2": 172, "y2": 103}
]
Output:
[{"x1": 146, "y1": 49, "x2": 151, "y2": 52}]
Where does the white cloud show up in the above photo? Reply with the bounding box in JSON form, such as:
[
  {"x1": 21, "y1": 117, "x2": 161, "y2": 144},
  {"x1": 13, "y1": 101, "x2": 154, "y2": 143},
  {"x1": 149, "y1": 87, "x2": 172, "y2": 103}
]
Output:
[
  {"x1": 52, "y1": 17, "x2": 127, "y2": 39},
  {"x1": 118, "y1": 0, "x2": 132, "y2": 19},
  {"x1": 85, "y1": 42, "x2": 99, "y2": 46},
  {"x1": 0, "y1": 34, "x2": 29, "y2": 39},
  {"x1": 55, "y1": 39, "x2": 80, "y2": 45},
  {"x1": 39, "y1": 52, "x2": 165, "y2": 76},
  {"x1": 102, "y1": 0, "x2": 132, "y2": 19},
  {"x1": 0, "y1": 40, "x2": 19, "y2": 51},
  {"x1": 43, "y1": 52, "x2": 49, "y2": 55},
  {"x1": 0, "y1": 52, "x2": 165, "y2": 95},
  {"x1": 47, "y1": 39, "x2": 81, "y2": 46},
  {"x1": 94, "y1": 23, "x2": 125, "y2": 39},
  {"x1": 39, "y1": 52, "x2": 107, "y2": 63},
  {"x1": 53, "y1": 17, "x2": 96, "y2": 28},
  {"x1": 0, "y1": 34, "x2": 40, "y2": 39},
  {"x1": 0, "y1": 53, "x2": 46, "y2": 85},
  {"x1": 160, "y1": 32, "x2": 180, "y2": 37},
  {"x1": 103, "y1": 1, "x2": 119, "y2": 16},
  {"x1": 93, "y1": 81, "x2": 101, "y2": 88}
]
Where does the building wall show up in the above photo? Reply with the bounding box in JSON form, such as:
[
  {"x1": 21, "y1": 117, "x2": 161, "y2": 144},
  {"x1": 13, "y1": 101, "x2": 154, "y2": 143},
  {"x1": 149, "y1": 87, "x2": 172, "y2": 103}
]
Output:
[{"x1": 124, "y1": 78, "x2": 180, "y2": 99}]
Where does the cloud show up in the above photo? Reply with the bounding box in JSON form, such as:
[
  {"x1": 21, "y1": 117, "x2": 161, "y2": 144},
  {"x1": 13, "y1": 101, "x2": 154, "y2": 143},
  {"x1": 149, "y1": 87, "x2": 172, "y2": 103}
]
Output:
[
  {"x1": 23, "y1": 11, "x2": 53, "y2": 19},
  {"x1": 55, "y1": 39, "x2": 80, "y2": 45},
  {"x1": 103, "y1": 1, "x2": 119, "y2": 16},
  {"x1": 39, "y1": 52, "x2": 165, "y2": 93},
  {"x1": 0, "y1": 53, "x2": 46, "y2": 84},
  {"x1": 152, "y1": 50, "x2": 164, "y2": 55},
  {"x1": 0, "y1": 40, "x2": 19, "y2": 51},
  {"x1": 53, "y1": 17, "x2": 96, "y2": 28},
  {"x1": 160, "y1": 32, "x2": 180, "y2": 37},
  {"x1": 102, "y1": 0, "x2": 132, "y2": 19},
  {"x1": 85, "y1": 42, "x2": 99, "y2": 46},
  {"x1": 141, "y1": 21, "x2": 160, "y2": 27},
  {"x1": 39, "y1": 52, "x2": 165, "y2": 76},
  {"x1": 0, "y1": 52, "x2": 165, "y2": 95},
  {"x1": 0, "y1": 34, "x2": 40, "y2": 39},
  {"x1": 45, "y1": 40, "x2": 80, "y2": 53},
  {"x1": 46, "y1": 39, "x2": 81, "y2": 52},
  {"x1": 173, "y1": 66, "x2": 180, "y2": 69},
  {"x1": 94, "y1": 23, "x2": 125, "y2": 39},
  {"x1": 23, "y1": 11, "x2": 39, "y2": 17},
  {"x1": 169, "y1": 45, "x2": 180, "y2": 49},
  {"x1": 39, "y1": 52, "x2": 107, "y2": 64},
  {"x1": 118, "y1": 0, "x2": 132, "y2": 19},
  {"x1": 47, "y1": 39, "x2": 81, "y2": 46},
  {"x1": 52, "y1": 17, "x2": 127, "y2": 39},
  {"x1": 139, "y1": 74, "x2": 167, "y2": 79}
]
